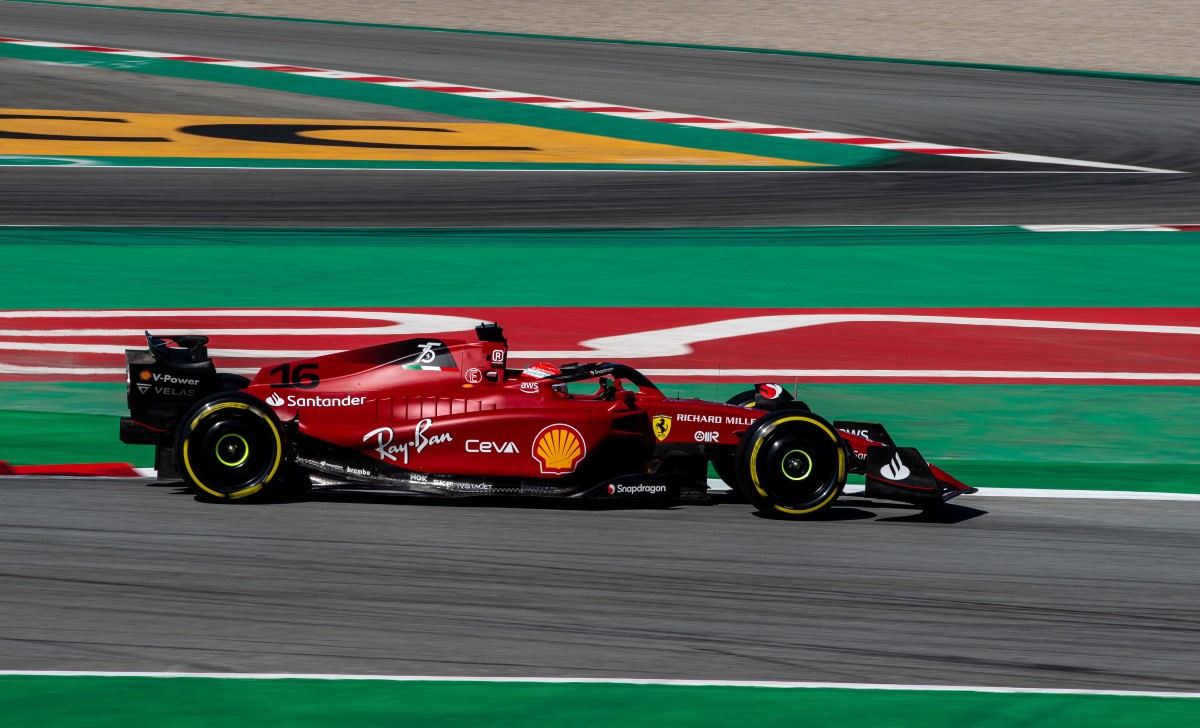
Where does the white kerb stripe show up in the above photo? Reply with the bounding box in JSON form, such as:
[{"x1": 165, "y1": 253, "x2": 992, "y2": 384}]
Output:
[{"x1": 0, "y1": 671, "x2": 1196, "y2": 697}]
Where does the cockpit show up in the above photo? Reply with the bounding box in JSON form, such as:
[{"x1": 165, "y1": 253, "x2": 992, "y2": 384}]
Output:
[{"x1": 513, "y1": 361, "x2": 664, "y2": 402}]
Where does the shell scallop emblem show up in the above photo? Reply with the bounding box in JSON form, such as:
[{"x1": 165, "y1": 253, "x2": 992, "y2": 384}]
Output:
[{"x1": 533, "y1": 424, "x2": 587, "y2": 475}]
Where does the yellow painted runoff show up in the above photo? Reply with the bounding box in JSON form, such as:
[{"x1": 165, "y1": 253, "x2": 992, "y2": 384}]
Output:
[{"x1": 0, "y1": 109, "x2": 818, "y2": 165}]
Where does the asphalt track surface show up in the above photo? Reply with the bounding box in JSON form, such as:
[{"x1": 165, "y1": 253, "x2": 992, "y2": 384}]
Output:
[
  {"x1": 2, "y1": 2, "x2": 1199, "y2": 690},
  {"x1": 0, "y1": 1, "x2": 1199, "y2": 225},
  {"x1": 2, "y1": 478, "x2": 1199, "y2": 690}
]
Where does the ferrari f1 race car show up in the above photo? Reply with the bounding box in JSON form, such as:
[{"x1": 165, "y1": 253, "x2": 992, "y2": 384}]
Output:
[{"x1": 120, "y1": 323, "x2": 975, "y2": 518}]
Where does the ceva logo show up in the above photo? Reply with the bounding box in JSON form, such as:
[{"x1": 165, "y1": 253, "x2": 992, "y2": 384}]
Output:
[
  {"x1": 265, "y1": 392, "x2": 284, "y2": 406},
  {"x1": 466, "y1": 440, "x2": 519, "y2": 454}
]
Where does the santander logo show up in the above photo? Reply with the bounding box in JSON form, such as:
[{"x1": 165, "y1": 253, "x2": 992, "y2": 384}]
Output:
[
  {"x1": 881, "y1": 452, "x2": 911, "y2": 480},
  {"x1": 265, "y1": 392, "x2": 284, "y2": 406}
]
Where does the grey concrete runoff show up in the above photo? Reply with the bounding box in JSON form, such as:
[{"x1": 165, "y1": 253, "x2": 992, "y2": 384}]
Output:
[
  {"x1": 49, "y1": 0, "x2": 1200, "y2": 78},
  {"x1": 1, "y1": 477, "x2": 1198, "y2": 690},
  {"x1": 0, "y1": 57, "x2": 471, "y2": 122}
]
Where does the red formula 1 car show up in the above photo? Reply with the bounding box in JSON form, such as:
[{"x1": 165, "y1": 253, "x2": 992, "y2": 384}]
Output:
[{"x1": 120, "y1": 323, "x2": 974, "y2": 518}]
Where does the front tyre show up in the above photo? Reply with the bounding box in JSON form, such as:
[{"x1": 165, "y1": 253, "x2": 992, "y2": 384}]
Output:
[
  {"x1": 712, "y1": 389, "x2": 759, "y2": 495},
  {"x1": 176, "y1": 394, "x2": 286, "y2": 502},
  {"x1": 735, "y1": 410, "x2": 846, "y2": 518}
]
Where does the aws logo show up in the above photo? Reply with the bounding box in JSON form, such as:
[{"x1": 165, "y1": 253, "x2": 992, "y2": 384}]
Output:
[{"x1": 532, "y1": 424, "x2": 586, "y2": 475}]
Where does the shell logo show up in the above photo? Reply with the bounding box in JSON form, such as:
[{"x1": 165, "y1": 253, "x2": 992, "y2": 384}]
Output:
[
  {"x1": 138, "y1": 370, "x2": 152, "y2": 381},
  {"x1": 533, "y1": 424, "x2": 586, "y2": 475}
]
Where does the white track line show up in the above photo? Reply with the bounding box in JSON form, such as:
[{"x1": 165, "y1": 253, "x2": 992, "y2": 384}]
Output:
[
  {"x1": 0, "y1": 671, "x2": 1196, "y2": 697},
  {"x1": 0, "y1": 223, "x2": 1191, "y2": 228},
  {"x1": 705, "y1": 480, "x2": 1200, "y2": 501},
  {"x1": 1020, "y1": 224, "x2": 1199, "y2": 232},
  {"x1": 56, "y1": 473, "x2": 1199, "y2": 502}
]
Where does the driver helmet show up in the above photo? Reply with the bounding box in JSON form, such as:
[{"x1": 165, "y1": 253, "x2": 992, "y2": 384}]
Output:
[{"x1": 521, "y1": 362, "x2": 561, "y2": 380}]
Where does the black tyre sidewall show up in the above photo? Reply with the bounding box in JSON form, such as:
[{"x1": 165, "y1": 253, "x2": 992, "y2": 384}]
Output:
[
  {"x1": 725, "y1": 389, "x2": 757, "y2": 408},
  {"x1": 712, "y1": 389, "x2": 758, "y2": 493},
  {"x1": 218, "y1": 372, "x2": 252, "y2": 391}
]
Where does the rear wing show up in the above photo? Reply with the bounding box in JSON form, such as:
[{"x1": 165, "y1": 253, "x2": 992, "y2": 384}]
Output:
[
  {"x1": 147, "y1": 332, "x2": 210, "y2": 363},
  {"x1": 121, "y1": 333, "x2": 219, "y2": 444}
]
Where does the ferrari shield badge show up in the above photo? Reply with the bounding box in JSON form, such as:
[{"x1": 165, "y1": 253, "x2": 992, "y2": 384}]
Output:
[{"x1": 652, "y1": 415, "x2": 672, "y2": 442}]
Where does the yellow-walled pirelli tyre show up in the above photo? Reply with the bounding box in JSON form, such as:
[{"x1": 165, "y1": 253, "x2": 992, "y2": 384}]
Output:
[
  {"x1": 175, "y1": 394, "x2": 286, "y2": 502},
  {"x1": 734, "y1": 410, "x2": 847, "y2": 519}
]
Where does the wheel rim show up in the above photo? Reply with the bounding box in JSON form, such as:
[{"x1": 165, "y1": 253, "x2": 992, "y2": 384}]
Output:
[
  {"x1": 780, "y1": 449, "x2": 813, "y2": 481},
  {"x1": 215, "y1": 433, "x2": 250, "y2": 467}
]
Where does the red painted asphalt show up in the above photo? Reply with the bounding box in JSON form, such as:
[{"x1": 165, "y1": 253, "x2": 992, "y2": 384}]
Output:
[{"x1": 2, "y1": 307, "x2": 1197, "y2": 384}]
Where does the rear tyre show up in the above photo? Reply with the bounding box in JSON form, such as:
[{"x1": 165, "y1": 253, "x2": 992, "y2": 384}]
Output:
[
  {"x1": 176, "y1": 393, "x2": 286, "y2": 502},
  {"x1": 218, "y1": 372, "x2": 251, "y2": 391},
  {"x1": 735, "y1": 410, "x2": 846, "y2": 519}
]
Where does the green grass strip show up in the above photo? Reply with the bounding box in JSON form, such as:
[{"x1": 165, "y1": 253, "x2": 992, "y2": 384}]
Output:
[
  {"x1": 5, "y1": 384, "x2": 1199, "y2": 491},
  {"x1": 0, "y1": 675, "x2": 1195, "y2": 727},
  {"x1": 0, "y1": 41, "x2": 891, "y2": 168},
  {"x1": 2, "y1": 226, "x2": 1198, "y2": 308},
  {"x1": 0, "y1": 410, "x2": 131, "y2": 466},
  {"x1": 668, "y1": 383, "x2": 1200, "y2": 467},
  {"x1": 6, "y1": 0, "x2": 1199, "y2": 87}
]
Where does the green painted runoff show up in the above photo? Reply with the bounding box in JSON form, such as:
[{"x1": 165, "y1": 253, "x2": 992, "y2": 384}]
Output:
[
  {"x1": 3, "y1": 383, "x2": 1197, "y2": 491},
  {"x1": 0, "y1": 676, "x2": 1195, "y2": 728},
  {"x1": 2, "y1": 226, "x2": 1198, "y2": 308}
]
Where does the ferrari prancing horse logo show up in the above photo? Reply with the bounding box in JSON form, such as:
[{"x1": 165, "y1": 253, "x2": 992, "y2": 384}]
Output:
[{"x1": 652, "y1": 415, "x2": 672, "y2": 442}]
